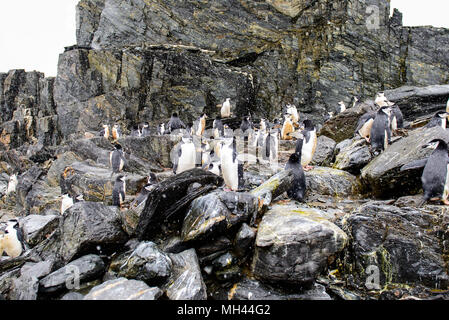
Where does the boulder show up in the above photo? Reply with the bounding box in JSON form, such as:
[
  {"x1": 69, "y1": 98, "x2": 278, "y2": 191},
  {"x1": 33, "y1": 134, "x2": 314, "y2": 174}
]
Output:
[
  {"x1": 227, "y1": 278, "x2": 331, "y2": 300},
  {"x1": 135, "y1": 169, "x2": 223, "y2": 240},
  {"x1": 9, "y1": 261, "x2": 53, "y2": 300},
  {"x1": 305, "y1": 167, "x2": 359, "y2": 198},
  {"x1": 39, "y1": 254, "x2": 105, "y2": 294},
  {"x1": 83, "y1": 277, "x2": 163, "y2": 300},
  {"x1": 311, "y1": 136, "x2": 337, "y2": 166},
  {"x1": 165, "y1": 249, "x2": 207, "y2": 300},
  {"x1": 333, "y1": 138, "x2": 372, "y2": 174},
  {"x1": 234, "y1": 223, "x2": 256, "y2": 257},
  {"x1": 181, "y1": 191, "x2": 258, "y2": 242},
  {"x1": 252, "y1": 202, "x2": 348, "y2": 285},
  {"x1": 46, "y1": 152, "x2": 81, "y2": 187},
  {"x1": 109, "y1": 241, "x2": 172, "y2": 285},
  {"x1": 24, "y1": 180, "x2": 62, "y2": 215},
  {"x1": 360, "y1": 126, "x2": 449, "y2": 198},
  {"x1": 20, "y1": 214, "x2": 60, "y2": 247},
  {"x1": 58, "y1": 202, "x2": 128, "y2": 263},
  {"x1": 342, "y1": 202, "x2": 449, "y2": 290}
]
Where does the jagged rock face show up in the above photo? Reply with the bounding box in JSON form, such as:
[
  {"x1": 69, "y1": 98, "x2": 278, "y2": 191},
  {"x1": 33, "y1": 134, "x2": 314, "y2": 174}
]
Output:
[
  {"x1": 54, "y1": 47, "x2": 255, "y2": 139},
  {"x1": 75, "y1": 0, "x2": 449, "y2": 123}
]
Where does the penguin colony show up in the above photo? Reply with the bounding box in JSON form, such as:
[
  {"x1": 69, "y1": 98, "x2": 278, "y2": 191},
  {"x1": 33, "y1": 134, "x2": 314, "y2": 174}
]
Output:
[{"x1": 2, "y1": 95, "x2": 449, "y2": 261}]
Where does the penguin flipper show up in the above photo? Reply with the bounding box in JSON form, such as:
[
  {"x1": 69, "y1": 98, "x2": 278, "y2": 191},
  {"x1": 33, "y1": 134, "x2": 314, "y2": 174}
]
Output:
[
  {"x1": 400, "y1": 159, "x2": 428, "y2": 171},
  {"x1": 238, "y1": 162, "x2": 244, "y2": 189}
]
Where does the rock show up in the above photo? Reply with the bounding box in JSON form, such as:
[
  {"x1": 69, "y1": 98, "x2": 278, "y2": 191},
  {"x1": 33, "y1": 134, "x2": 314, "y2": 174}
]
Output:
[
  {"x1": 83, "y1": 277, "x2": 163, "y2": 300},
  {"x1": 234, "y1": 223, "x2": 256, "y2": 257},
  {"x1": 319, "y1": 101, "x2": 377, "y2": 143},
  {"x1": 46, "y1": 152, "x2": 81, "y2": 187},
  {"x1": 9, "y1": 261, "x2": 54, "y2": 300},
  {"x1": 165, "y1": 249, "x2": 207, "y2": 300},
  {"x1": 252, "y1": 202, "x2": 348, "y2": 285},
  {"x1": 227, "y1": 278, "x2": 331, "y2": 300},
  {"x1": 333, "y1": 138, "x2": 373, "y2": 174},
  {"x1": 361, "y1": 126, "x2": 449, "y2": 198},
  {"x1": 181, "y1": 191, "x2": 258, "y2": 242},
  {"x1": 250, "y1": 169, "x2": 294, "y2": 211},
  {"x1": 20, "y1": 214, "x2": 60, "y2": 247},
  {"x1": 60, "y1": 292, "x2": 84, "y2": 300},
  {"x1": 58, "y1": 202, "x2": 128, "y2": 263},
  {"x1": 109, "y1": 241, "x2": 172, "y2": 285},
  {"x1": 60, "y1": 160, "x2": 146, "y2": 203},
  {"x1": 39, "y1": 254, "x2": 105, "y2": 294},
  {"x1": 0, "y1": 268, "x2": 21, "y2": 298},
  {"x1": 211, "y1": 252, "x2": 236, "y2": 270},
  {"x1": 342, "y1": 203, "x2": 449, "y2": 290},
  {"x1": 305, "y1": 167, "x2": 359, "y2": 198},
  {"x1": 24, "y1": 180, "x2": 62, "y2": 215},
  {"x1": 196, "y1": 236, "x2": 232, "y2": 265},
  {"x1": 384, "y1": 85, "x2": 449, "y2": 121},
  {"x1": 15, "y1": 166, "x2": 44, "y2": 211},
  {"x1": 311, "y1": 136, "x2": 337, "y2": 166},
  {"x1": 135, "y1": 169, "x2": 223, "y2": 240}
]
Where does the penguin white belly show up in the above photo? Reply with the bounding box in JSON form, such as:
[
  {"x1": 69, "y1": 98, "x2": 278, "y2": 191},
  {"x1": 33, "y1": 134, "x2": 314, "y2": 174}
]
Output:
[
  {"x1": 442, "y1": 119, "x2": 447, "y2": 130},
  {"x1": 6, "y1": 179, "x2": 17, "y2": 195},
  {"x1": 209, "y1": 162, "x2": 221, "y2": 176},
  {"x1": 391, "y1": 116, "x2": 397, "y2": 131},
  {"x1": 119, "y1": 157, "x2": 125, "y2": 171},
  {"x1": 177, "y1": 143, "x2": 196, "y2": 174},
  {"x1": 443, "y1": 164, "x2": 449, "y2": 201},
  {"x1": 384, "y1": 129, "x2": 389, "y2": 150},
  {"x1": 301, "y1": 134, "x2": 316, "y2": 167},
  {"x1": 4, "y1": 234, "x2": 22, "y2": 258},
  {"x1": 359, "y1": 118, "x2": 374, "y2": 139},
  {"x1": 61, "y1": 198, "x2": 74, "y2": 214},
  {"x1": 221, "y1": 149, "x2": 238, "y2": 190}
]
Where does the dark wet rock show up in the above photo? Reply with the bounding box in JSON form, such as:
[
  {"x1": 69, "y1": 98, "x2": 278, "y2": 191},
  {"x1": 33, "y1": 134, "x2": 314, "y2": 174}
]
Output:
[
  {"x1": 20, "y1": 214, "x2": 60, "y2": 247},
  {"x1": 394, "y1": 195, "x2": 424, "y2": 208},
  {"x1": 333, "y1": 138, "x2": 373, "y2": 174},
  {"x1": 0, "y1": 268, "x2": 21, "y2": 297},
  {"x1": 181, "y1": 191, "x2": 258, "y2": 242},
  {"x1": 39, "y1": 254, "x2": 105, "y2": 294},
  {"x1": 197, "y1": 236, "x2": 232, "y2": 263},
  {"x1": 165, "y1": 249, "x2": 207, "y2": 300},
  {"x1": 252, "y1": 202, "x2": 347, "y2": 285},
  {"x1": 58, "y1": 202, "x2": 128, "y2": 263},
  {"x1": 211, "y1": 252, "x2": 236, "y2": 270},
  {"x1": 361, "y1": 126, "x2": 449, "y2": 198},
  {"x1": 385, "y1": 85, "x2": 449, "y2": 121},
  {"x1": 83, "y1": 277, "x2": 162, "y2": 300},
  {"x1": 305, "y1": 167, "x2": 359, "y2": 198},
  {"x1": 234, "y1": 223, "x2": 256, "y2": 257},
  {"x1": 161, "y1": 236, "x2": 190, "y2": 254},
  {"x1": 135, "y1": 169, "x2": 223, "y2": 240},
  {"x1": 319, "y1": 101, "x2": 377, "y2": 143},
  {"x1": 226, "y1": 278, "x2": 331, "y2": 300},
  {"x1": 342, "y1": 203, "x2": 449, "y2": 290},
  {"x1": 311, "y1": 136, "x2": 337, "y2": 166},
  {"x1": 109, "y1": 241, "x2": 172, "y2": 285}
]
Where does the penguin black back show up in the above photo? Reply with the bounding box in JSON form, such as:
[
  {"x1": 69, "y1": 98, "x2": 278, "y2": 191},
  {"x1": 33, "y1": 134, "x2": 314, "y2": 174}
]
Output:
[
  {"x1": 370, "y1": 107, "x2": 392, "y2": 154},
  {"x1": 168, "y1": 112, "x2": 187, "y2": 132},
  {"x1": 284, "y1": 149, "x2": 306, "y2": 202},
  {"x1": 420, "y1": 139, "x2": 449, "y2": 205}
]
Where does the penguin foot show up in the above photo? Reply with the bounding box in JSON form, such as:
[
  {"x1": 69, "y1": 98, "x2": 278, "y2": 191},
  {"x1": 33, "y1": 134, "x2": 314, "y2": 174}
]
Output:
[
  {"x1": 364, "y1": 137, "x2": 371, "y2": 143},
  {"x1": 442, "y1": 199, "x2": 449, "y2": 206},
  {"x1": 303, "y1": 165, "x2": 314, "y2": 171}
]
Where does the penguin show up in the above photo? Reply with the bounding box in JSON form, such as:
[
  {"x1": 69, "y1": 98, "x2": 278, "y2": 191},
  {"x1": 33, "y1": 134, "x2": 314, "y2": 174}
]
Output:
[
  {"x1": 262, "y1": 129, "x2": 279, "y2": 164},
  {"x1": 425, "y1": 111, "x2": 449, "y2": 129},
  {"x1": 167, "y1": 113, "x2": 187, "y2": 133},
  {"x1": 112, "y1": 175, "x2": 126, "y2": 208},
  {"x1": 112, "y1": 124, "x2": 121, "y2": 140},
  {"x1": 221, "y1": 98, "x2": 231, "y2": 118},
  {"x1": 259, "y1": 118, "x2": 268, "y2": 132},
  {"x1": 110, "y1": 144, "x2": 126, "y2": 176},
  {"x1": 390, "y1": 105, "x2": 404, "y2": 132},
  {"x1": 208, "y1": 157, "x2": 222, "y2": 176},
  {"x1": 370, "y1": 106, "x2": 392, "y2": 155},
  {"x1": 131, "y1": 124, "x2": 141, "y2": 137},
  {"x1": 299, "y1": 119, "x2": 317, "y2": 171},
  {"x1": 337, "y1": 101, "x2": 346, "y2": 114},
  {"x1": 141, "y1": 122, "x2": 151, "y2": 137},
  {"x1": 157, "y1": 123, "x2": 166, "y2": 135},
  {"x1": 240, "y1": 115, "x2": 253, "y2": 135},
  {"x1": 213, "y1": 138, "x2": 224, "y2": 159},
  {"x1": 200, "y1": 139, "x2": 212, "y2": 168},
  {"x1": 100, "y1": 124, "x2": 110, "y2": 139},
  {"x1": 130, "y1": 182, "x2": 155, "y2": 208},
  {"x1": 351, "y1": 96, "x2": 360, "y2": 108},
  {"x1": 355, "y1": 111, "x2": 376, "y2": 143},
  {"x1": 1, "y1": 220, "x2": 25, "y2": 258},
  {"x1": 285, "y1": 135, "x2": 306, "y2": 202},
  {"x1": 281, "y1": 114, "x2": 294, "y2": 140},
  {"x1": 172, "y1": 135, "x2": 196, "y2": 174},
  {"x1": 286, "y1": 104, "x2": 300, "y2": 125},
  {"x1": 61, "y1": 193, "x2": 74, "y2": 214},
  {"x1": 6, "y1": 174, "x2": 18, "y2": 196},
  {"x1": 401, "y1": 139, "x2": 449, "y2": 206},
  {"x1": 324, "y1": 111, "x2": 334, "y2": 123},
  {"x1": 195, "y1": 113, "x2": 208, "y2": 136},
  {"x1": 213, "y1": 116, "x2": 225, "y2": 139},
  {"x1": 220, "y1": 137, "x2": 242, "y2": 191}
]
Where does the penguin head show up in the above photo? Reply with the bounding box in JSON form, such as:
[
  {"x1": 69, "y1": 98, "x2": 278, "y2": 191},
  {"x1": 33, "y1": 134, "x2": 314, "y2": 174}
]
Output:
[
  {"x1": 148, "y1": 173, "x2": 158, "y2": 184},
  {"x1": 436, "y1": 111, "x2": 449, "y2": 118},
  {"x1": 226, "y1": 98, "x2": 230, "y2": 102},
  {"x1": 303, "y1": 119, "x2": 314, "y2": 131},
  {"x1": 172, "y1": 112, "x2": 178, "y2": 118},
  {"x1": 288, "y1": 152, "x2": 301, "y2": 164},
  {"x1": 380, "y1": 106, "x2": 392, "y2": 117},
  {"x1": 201, "y1": 113, "x2": 208, "y2": 119},
  {"x1": 116, "y1": 175, "x2": 126, "y2": 182},
  {"x1": 422, "y1": 139, "x2": 448, "y2": 150},
  {"x1": 215, "y1": 115, "x2": 222, "y2": 121},
  {"x1": 114, "y1": 143, "x2": 122, "y2": 150},
  {"x1": 75, "y1": 194, "x2": 84, "y2": 202}
]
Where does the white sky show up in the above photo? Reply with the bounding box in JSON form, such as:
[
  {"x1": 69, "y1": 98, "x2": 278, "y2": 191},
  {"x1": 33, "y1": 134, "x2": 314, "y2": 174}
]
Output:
[{"x1": 0, "y1": 0, "x2": 448, "y2": 77}]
